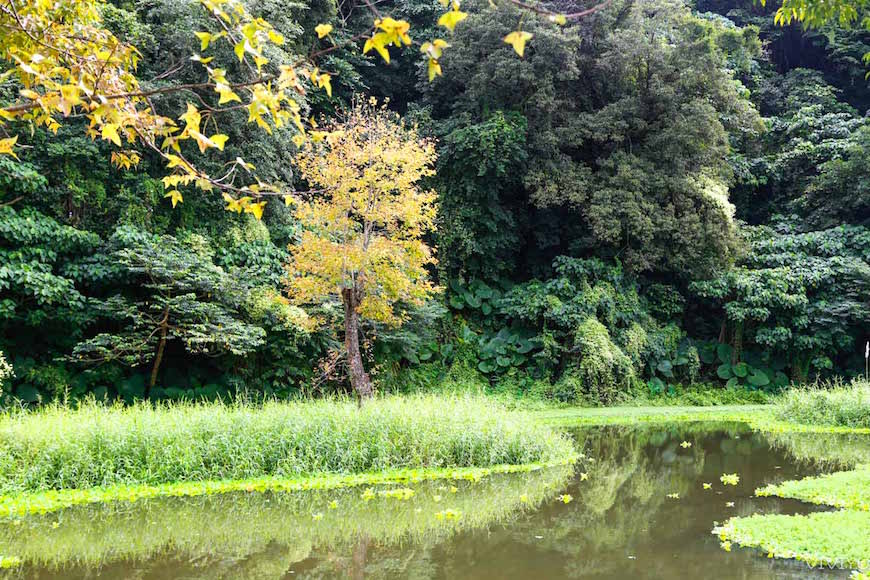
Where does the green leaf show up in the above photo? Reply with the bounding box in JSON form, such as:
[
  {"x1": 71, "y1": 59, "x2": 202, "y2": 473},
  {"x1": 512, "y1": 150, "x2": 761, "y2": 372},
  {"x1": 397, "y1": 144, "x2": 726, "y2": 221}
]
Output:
[
  {"x1": 478, "y1": 360, "x2": 495, "y2": 373},
  {"x1": 657, "y1": 360, "x2": 674, "y2": 378},
  {"x1": 725, "y1": 377, "x2": 740, "y2": 390},
  {"x1": 717, "y1": 363, "x2": 734, "y2": 380},
  {"x1": 496, "y1": 355, "x2": 512, "y2": 367},
  {"x1": 463, "y1": 292, "x2": 482, "y2": 308},
  {"x1": 716, "y1": 343, "x2": 733, "y2": 364},
  {"x1": 449, "y1": 295, "x2": 465, "y2": 309},
  {"x1": 747, "y1": 369, "x2": 770, "y2": 387},
  {"x1": 733, "y1": 362, "x2": 749, "y2": 378},
  {"x1": 14, "y1": 383, "x2": 40, "y2": 403}
]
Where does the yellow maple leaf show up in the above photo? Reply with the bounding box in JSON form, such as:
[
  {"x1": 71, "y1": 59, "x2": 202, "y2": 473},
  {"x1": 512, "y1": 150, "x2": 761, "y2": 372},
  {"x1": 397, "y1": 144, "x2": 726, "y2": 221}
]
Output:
[
  {"x1": 245, "y1": 200, "x2": 266, "y2": 220},
  {"x1": 101, "y1": 124, "x2": 122, "y2": 146},
  {"x1": 503, "y1": 30, "x2": 533, "y2": 57},
  {"x1": 0, "y1": 136, "x2": 18, "y2": 159},
  {"x1": 437, "y1": 9, "x2": 468, "y2": 32},
  {"x1": 216, "y1": 84, "x2": 241, "y2": 105},
  {"x1": 427, "y1": 58, "x2": 442, "y2": 81},
  {"x1": 164, "y1": 190, "x2": 183, "y2": 208},
  {"x1": 318, "y1": 73, "x2": 332, "y2": 97},
  {"x1": 211, "y1": 134, "x2": 229, "y2": 150},
  {"x1": 194, "y1": 31, "x2": 212, "y2": 51},
  {"x1": 223, "y1": 193, "x2": 243, "y2": 212},
  {"x1": 315, "y1": 23, "x2": 333, "y2": 38},
  {"x1": 363, "y1": 35, "x2": 391, "y2": 63}
]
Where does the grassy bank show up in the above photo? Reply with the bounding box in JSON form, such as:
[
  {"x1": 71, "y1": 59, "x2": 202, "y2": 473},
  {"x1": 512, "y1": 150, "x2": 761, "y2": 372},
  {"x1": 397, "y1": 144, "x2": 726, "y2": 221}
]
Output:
[
  {"x1": 0, "y1": 395, "x2": 575, "y2": 494},
  {"x1": 774, "y1": 380, "x2": 870, "y2": 429}
]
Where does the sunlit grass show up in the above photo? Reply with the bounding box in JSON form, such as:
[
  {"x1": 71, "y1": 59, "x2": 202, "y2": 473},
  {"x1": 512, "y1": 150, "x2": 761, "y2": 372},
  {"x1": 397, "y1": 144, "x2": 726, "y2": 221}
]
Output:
[
  {"x1": 0, "y1": 395, "x2": 575, "y2": 493},
  {"x1": 775, "y1": 379, "x2": 870, "y2": 429}
]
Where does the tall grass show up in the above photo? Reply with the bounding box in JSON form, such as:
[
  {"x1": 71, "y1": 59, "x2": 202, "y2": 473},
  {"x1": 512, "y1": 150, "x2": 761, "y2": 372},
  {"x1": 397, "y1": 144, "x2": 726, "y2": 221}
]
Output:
[
  {"x1": 774, "y1": 379, "x2": 870, "y2": 429},
  {"x1": 0, "y1": 395, "x2": 575, "y2": 493}
]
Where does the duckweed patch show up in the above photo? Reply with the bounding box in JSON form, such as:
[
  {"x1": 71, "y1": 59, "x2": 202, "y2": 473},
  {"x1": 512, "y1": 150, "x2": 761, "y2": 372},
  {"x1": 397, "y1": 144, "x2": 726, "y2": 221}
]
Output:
[
  {"x1": 0, "y1": 458, "x2": 577, "y2": 518},
  {"x1": 0, "y1": 464, "x2": 574, "y2": 570},
  {"x1": 714, "y1": 511, "x2": 870, "y2": 570},
  {"x1": 756, "y1": 468, "x2": 870, "y2": 511}
]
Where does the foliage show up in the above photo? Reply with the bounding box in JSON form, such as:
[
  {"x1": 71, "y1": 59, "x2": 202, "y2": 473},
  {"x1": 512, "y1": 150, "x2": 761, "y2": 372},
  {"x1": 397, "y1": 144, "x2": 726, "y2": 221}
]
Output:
[
  {"x1": 0, "y1": 395, "x2": 575, "y2": 493},
  {"x1": 287, "y1": 101, "x2": 437, "y2": 326},
  {"x1": 71, "y1": 226, "x2": 268, "y2": 395},
  {"x1": 425, "y1": 0, "x2": 759, "y2": 279},
  {"x1": 568, "y1": 318, "x2": 638, "y2": 405},
  {"x1": 774, "y1": 379, "x2": 870, "y2": 428},
  {"x1": 691, "y1": 223, "x2": 870, "y2": 382},
  {"x1": 286, "y1": 100, "x2": 438, "y2": 397},
  {"x1": 0, "y1": 351, "x2": 10, "y2": 397}
]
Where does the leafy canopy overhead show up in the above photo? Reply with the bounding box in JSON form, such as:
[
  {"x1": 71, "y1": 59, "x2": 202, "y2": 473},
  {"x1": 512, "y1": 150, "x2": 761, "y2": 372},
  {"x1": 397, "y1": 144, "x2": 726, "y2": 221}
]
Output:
[{"x1": 0, "y1": 0, "x2": 609, "y2": 216}]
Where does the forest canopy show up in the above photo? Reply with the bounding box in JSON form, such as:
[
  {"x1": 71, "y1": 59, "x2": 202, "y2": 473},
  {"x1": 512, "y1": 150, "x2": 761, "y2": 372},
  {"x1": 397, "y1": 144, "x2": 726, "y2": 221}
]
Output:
[{"x1": 0, "y1": 0, "x2": 868, "y2": 405}]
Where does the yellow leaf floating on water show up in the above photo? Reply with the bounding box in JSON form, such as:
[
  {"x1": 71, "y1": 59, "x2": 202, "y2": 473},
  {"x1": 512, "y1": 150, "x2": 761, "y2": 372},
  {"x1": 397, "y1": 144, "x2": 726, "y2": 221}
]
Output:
[
  {"x1": 558, "y1": 494, "x2": 573, "y2": 504},
  {"x1": 703, "y1": 483, "x2": 712, "y2": 490},
  {"x1": 579, "y1": 472, "x2": 589, "y2": 481},
  {"x1": 721, "y1": 540, "x2": 732, "y2": 552},
  {"x1": 680, "y1": 441, "x2": 692, "y2": 448},
  {"x1": 312, "y1": 512, "x2": 324, "y2": 521},
  {"x1": 720, "y1": 473, "x2": 740, "y2": 486},
  {"x1": 315, "y1": 23, "x2": 333, "y2": 38},
  {"x1": 666, "y1": 493, "x2": 680, "y2": 499},
  {"x1": 503, "y1": 30, "x2": 533, "y2": 57}
]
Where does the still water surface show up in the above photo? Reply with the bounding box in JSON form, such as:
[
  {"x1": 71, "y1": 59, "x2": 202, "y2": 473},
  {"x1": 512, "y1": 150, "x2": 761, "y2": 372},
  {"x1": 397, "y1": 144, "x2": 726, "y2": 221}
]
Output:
[{"x1": 2, "y1": 422, "x2": 864, "y2": 579}]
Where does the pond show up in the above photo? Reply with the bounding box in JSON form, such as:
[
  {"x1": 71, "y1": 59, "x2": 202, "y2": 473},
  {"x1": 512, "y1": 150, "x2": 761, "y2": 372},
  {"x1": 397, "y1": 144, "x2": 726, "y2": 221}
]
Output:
[{"x1": 1, "y1": 422, "x2": 865, "y2": 579}]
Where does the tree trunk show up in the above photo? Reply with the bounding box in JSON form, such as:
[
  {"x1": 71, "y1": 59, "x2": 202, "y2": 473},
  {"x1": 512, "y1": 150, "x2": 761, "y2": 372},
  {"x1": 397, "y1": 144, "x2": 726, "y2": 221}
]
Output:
[
  {"x1": 342, "y1": 288, "x2": 373, "y2": 402},
  {"x1": 147, "y1": 305, "x2": 170, "y2": 399}
]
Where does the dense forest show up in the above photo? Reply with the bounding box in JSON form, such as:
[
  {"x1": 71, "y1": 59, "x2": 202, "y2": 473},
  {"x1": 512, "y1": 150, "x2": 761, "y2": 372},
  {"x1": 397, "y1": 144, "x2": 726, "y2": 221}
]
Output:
[{"x1": 1, "y1": 0, "x2": 869, "y2": 405}]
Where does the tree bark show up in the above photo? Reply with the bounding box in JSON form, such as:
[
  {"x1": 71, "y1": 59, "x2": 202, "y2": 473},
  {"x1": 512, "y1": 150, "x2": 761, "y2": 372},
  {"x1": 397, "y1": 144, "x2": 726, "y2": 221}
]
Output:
[
  {"x1": 342, "y1": 287, "x2": 373, "y2": 402},
  {"x1": 147, "y1": 305, "x2": 170, "y2": 399}
]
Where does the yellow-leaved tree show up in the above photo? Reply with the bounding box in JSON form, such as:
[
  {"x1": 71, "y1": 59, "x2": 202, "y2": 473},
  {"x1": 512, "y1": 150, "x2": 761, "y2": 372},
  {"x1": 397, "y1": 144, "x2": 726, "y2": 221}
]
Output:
[{"x1": 286, "y1": 101, "x2": 438, "y2": 399}]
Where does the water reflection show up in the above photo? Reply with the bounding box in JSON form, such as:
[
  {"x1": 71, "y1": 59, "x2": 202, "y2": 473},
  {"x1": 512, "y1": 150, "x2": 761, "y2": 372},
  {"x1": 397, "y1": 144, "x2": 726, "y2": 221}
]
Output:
[{"x1": 0, "y1": 422, "x2": 861, "y2": 579}]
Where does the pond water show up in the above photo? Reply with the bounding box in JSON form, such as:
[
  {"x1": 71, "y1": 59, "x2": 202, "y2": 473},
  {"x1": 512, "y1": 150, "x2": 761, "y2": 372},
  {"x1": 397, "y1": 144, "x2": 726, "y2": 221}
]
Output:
[{"x1": 2, "y1": 422, "x2": 865, "y2": 579}]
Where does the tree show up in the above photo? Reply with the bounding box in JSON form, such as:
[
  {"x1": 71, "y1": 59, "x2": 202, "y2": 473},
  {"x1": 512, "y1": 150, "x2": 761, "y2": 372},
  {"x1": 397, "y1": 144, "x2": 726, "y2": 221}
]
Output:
[
  {"x1": 423, "y1": 0, "x2": 761, "y2": 280},
  {"x1": 691, "y1": 222, "x2": 870, "y2": 382},
  {"x1": 72, "y1": 226, "x2": 266, "y2": 396},
  {"x1": 285, "y1": 101, "x2": 437, "y2": 399}
]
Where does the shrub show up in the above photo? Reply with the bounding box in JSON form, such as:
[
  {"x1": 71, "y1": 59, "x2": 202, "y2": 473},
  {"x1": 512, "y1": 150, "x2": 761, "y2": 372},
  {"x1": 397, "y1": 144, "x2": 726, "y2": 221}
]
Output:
[
  {"x1": 0, "y1": 395, "x2": 575, "y2": 493},
  {"x1": 570, "y1": 318, "x2": 638, "y2": 404},
  {"x1": 774, "y1": 379, "x2": 870, "y2": 428}
]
